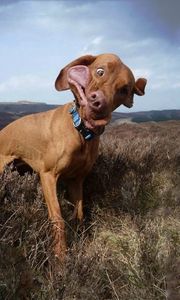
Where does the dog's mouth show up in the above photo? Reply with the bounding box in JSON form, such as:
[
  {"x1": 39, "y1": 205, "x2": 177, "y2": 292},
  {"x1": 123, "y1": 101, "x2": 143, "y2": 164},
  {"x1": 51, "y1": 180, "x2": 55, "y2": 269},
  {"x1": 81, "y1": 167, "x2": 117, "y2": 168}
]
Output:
[
  {"x1": 68, "y1": 78, "x2": 111, "y2": 134},
  {"x1": 82, "y1": 115, "x2": 110, "y2": 135},
  {"x1": 83, "y1": 109, "x2": 111, "y2": 132},
  {"x1": 80, "y1": 94, "x2": 111, "y2": 134}
]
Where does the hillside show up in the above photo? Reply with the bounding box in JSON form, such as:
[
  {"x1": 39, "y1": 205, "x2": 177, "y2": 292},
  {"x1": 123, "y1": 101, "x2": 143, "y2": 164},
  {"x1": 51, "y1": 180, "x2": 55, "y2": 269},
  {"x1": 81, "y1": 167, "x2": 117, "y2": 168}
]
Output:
[
  {"x1": 0, "y1": 119, "x2": 180, "y2": 299},
  {"x1": 111, "y1": 109, "x2": 180, "y2": 123},
  {"x1": 0, "y1": 102, "x2": 58, "y2": 129},
  {"x1": 0, "y1": 101, "x2": 180, "y2": 129}
]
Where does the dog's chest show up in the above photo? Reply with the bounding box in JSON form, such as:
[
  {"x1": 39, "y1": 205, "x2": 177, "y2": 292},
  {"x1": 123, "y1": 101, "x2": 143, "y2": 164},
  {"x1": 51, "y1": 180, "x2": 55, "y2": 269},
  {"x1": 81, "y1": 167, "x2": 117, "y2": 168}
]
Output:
[{"x1": 56, "y1": 139, "x2": 99, "y2": 178}]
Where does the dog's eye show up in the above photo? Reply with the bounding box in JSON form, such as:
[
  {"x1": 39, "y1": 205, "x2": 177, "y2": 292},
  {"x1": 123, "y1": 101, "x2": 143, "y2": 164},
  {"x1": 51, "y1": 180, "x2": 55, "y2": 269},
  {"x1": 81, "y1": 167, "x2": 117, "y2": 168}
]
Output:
[{"x1": 96, "y1": 68, "x2": 105, "y2": 77}]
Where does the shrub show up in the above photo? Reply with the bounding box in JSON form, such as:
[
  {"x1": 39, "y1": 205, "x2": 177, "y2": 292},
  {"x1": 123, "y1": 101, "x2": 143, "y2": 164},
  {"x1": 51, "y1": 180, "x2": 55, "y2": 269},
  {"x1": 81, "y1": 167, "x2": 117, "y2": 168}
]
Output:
[{"x1": 0, "y1": 121, "x2": 179, "y2": 299}]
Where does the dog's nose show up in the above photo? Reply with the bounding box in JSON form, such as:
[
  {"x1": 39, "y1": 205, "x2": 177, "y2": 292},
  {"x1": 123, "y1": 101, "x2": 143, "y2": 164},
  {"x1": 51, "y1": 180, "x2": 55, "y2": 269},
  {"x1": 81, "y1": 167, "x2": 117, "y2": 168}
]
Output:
[{"x1": 89, "y1": 91, "x2": 106, "y2": 111}]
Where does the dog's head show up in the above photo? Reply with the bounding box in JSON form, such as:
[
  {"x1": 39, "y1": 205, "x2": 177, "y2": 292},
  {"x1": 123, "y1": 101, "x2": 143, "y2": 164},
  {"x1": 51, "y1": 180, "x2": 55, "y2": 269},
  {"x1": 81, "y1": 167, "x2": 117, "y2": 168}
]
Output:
[{"x1": 55, "y1": 53, "x2": 147, "y2": 133}]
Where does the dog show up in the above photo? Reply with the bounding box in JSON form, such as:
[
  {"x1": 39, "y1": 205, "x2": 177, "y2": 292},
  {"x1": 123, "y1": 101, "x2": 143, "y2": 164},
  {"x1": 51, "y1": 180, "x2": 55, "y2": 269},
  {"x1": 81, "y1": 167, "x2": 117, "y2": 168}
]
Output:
[{"x1": 0, "y1": 53, "x2": 147, "y2": 260}]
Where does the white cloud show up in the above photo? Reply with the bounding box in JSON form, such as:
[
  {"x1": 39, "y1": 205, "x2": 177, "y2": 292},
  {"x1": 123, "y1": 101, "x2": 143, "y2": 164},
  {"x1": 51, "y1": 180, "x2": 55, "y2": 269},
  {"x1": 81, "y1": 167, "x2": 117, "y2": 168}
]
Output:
[
  {"x1": 172, "y1": 82, "x2": 180, "y2": 88},
  {"x1": 0, "y1": 0, "x2": 179, "y2": 110},
  {"x1": 64, "y1": 2, "x2": 91, "y2": 14},
  {"x1": 133, "y1": 68, "x2": 152, "y2": 79},
  {"x1": 122, "y1": 38, "x2": 158, "y2": 50},
  {"x1": 0, "y1": 75, "x2": 51, "y2": 93},
  {"x1": 81, "y1": 36, "x2": 104, "y2": 54}
]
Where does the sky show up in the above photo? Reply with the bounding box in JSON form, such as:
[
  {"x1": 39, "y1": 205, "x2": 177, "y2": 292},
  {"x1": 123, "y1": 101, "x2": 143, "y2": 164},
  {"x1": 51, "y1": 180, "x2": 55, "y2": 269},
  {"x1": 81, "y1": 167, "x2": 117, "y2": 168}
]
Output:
[{"x1": 0, "y1": 0, "x2": 179, "y2": 112}]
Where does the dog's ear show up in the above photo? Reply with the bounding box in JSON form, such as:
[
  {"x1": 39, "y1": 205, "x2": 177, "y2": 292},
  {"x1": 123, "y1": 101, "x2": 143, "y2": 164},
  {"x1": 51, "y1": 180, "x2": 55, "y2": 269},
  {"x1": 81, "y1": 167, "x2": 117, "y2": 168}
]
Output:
[
  {"x1": 134, "y1": 78, "x2": 147, "y2": 96},
  {"x1": 55, "y1": 55, "x2": 97, "y2": 91}
]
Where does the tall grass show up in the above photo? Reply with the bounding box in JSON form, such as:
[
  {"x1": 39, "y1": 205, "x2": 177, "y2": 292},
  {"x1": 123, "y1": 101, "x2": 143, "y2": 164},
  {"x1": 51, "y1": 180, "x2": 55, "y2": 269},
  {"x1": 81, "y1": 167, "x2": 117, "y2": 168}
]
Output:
[{"x1": 0, "y1": 121, "x2": 180, "y2": 299}]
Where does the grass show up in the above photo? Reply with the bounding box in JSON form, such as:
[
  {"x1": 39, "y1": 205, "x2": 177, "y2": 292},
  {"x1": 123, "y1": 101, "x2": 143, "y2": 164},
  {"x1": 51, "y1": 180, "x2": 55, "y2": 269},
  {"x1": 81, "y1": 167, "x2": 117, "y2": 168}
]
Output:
[{"x1": 0, "y1": 120, "x2": 180, "y2": 299}]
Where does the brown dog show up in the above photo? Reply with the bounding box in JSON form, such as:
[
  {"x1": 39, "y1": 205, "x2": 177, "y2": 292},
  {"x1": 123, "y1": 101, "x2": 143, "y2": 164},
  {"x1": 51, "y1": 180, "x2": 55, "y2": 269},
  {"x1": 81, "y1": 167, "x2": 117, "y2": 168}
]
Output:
[{"x1": 0, "y1": 53, "x2": 147, "y2": 260}]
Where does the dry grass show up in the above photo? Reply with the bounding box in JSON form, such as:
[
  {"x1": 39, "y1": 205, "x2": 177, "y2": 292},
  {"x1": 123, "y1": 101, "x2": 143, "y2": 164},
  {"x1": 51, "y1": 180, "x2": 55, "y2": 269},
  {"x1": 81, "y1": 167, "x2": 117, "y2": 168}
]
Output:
[{"x1": 0, "y1": 121, "x2": 180, "y2": 299}]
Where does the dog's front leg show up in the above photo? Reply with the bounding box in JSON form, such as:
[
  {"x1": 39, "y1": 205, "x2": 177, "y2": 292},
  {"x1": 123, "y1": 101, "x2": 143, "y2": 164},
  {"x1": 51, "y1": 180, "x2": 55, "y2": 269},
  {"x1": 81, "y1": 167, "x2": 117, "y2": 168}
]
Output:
[
  {"x1": 40, "y1": 171, "x2": 66, "y2": 261},
  {"x1": 67, "y1": 178, "x2": 84, "y2": 222}
]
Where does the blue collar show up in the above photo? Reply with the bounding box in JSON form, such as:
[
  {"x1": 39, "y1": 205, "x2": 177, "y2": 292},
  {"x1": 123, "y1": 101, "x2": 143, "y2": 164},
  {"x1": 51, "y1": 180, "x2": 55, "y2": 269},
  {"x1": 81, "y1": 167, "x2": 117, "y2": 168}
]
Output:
[{"x1": 69, "y1": 105, "x2": 96, "y2": 141}]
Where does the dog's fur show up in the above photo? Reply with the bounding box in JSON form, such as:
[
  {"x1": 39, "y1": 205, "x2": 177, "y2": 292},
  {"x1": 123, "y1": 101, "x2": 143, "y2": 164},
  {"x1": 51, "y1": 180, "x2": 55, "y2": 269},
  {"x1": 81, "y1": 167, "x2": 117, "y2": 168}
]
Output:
[{"x1": 0, "y1": 53, "x2": 147, "y2": 260}]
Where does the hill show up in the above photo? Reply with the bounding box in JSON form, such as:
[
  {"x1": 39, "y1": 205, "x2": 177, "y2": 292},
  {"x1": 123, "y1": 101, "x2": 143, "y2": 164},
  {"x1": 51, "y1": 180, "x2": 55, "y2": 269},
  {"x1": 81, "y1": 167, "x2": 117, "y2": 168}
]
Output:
[
  {"x1": 111, "y1": 109, "x2": 180, "y2": 123},
  {"x1": 0, "y1": 101, "x2": 180, "y2": 129},
  {"x1": 0, "y1": 102, "x2": 58, "y2": 128}
]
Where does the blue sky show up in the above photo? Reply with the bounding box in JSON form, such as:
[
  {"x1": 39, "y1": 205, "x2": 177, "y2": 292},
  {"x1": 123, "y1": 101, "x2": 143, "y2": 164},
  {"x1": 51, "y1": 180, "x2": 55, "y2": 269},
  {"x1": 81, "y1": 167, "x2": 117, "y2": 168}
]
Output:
[{"x1": 0, "y1": 0, "x2": 179, "y2": 112}]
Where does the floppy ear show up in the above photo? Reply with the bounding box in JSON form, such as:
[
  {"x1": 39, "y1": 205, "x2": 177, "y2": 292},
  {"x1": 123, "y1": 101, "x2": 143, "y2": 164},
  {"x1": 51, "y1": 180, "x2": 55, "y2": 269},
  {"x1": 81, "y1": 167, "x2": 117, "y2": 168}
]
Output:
[
  {"x1": 134, "y1": 78, "x2": 147, "y2": 96},
  {"x1": 55, "y1": 55, "x2": 97, "y2": 91}
]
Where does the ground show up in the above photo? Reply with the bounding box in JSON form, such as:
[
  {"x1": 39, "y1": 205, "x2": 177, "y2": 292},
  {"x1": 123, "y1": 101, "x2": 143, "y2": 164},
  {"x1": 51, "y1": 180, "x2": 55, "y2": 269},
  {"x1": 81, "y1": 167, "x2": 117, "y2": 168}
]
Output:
[{"x1": 0, "y1": 121, "x2": 180, "y2": 299}]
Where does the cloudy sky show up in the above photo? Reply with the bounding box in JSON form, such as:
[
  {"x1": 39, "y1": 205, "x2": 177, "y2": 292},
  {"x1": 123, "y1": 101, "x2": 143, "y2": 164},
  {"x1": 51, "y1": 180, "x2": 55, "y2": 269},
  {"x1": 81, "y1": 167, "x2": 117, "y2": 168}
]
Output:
[{"x1": 0, "y1": 0, "x2": 179, "y2": 112}]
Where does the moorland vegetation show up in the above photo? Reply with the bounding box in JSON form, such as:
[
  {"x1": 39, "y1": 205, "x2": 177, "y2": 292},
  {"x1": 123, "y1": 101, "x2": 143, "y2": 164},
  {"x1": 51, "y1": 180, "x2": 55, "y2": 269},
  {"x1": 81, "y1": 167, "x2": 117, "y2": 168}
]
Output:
[{"x1": 0, "y1": 121, "x2": 179, "y2": 299}]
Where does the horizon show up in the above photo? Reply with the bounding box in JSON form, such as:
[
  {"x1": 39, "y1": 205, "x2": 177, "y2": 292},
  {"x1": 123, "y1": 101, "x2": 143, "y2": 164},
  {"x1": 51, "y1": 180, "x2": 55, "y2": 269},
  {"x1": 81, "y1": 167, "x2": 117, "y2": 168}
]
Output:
[
  {"x1": 0, "y1": 100, "x2": 179, "y2": 114},
  {"x1": 0, "y1": 0, "x2": 180, "y2": 112}
]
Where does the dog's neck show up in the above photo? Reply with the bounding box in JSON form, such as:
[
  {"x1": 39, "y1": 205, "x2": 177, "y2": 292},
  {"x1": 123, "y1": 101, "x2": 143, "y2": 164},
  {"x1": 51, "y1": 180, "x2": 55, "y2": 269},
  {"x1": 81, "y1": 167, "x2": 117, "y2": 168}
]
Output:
[{"x1": 69, "y1": 103, "x2": 97, "y2": 141}]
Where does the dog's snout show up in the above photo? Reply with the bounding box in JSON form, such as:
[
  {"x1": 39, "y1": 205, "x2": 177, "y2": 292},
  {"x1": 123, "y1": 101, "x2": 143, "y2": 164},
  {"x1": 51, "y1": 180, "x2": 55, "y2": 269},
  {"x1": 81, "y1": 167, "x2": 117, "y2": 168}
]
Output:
[
  {"x1": 90, "y1": 92, "x2": 98, "y2": 100},
  {"x1": 89, "y1": 91, "x2": 106, "y2": 111},
  {"x1": 92, "y1": 100, "x2": 102, "y2": 109}
]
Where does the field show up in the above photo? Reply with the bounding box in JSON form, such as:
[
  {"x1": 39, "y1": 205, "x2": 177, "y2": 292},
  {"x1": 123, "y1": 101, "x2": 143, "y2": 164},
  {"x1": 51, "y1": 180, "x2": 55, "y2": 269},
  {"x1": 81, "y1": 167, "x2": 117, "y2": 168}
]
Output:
[{"x1": 0, "y1": 120, "x2": 180, "y2": 299}]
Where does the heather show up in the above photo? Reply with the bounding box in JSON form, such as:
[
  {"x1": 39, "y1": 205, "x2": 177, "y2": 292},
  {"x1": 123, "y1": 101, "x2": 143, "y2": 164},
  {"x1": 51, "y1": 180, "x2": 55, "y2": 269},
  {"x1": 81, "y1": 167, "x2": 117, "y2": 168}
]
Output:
[{"x1": 0, "y1": 121, "x2": 179, "y2": 299}]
